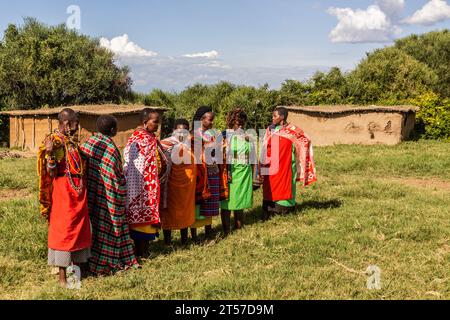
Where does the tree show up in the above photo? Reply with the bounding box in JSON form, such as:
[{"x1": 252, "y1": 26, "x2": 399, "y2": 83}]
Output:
[
  {"x1": 347, "y1": 47, "x2": 438, "y2": 105},
  {"x1": 141, "y1": 89, "x2": 177, "y2": 136},
  {"x1": 219, "y1": 84, "x2": 278, "y2": 130},
  {"x1": 0, "y1": 18, "x2": 132, "y2": 110},
  {"x1": 308, "y1": 67, "x2": 348, "y2": 105},
  {"x1": 395, "y1": 30, "x2": 450, "y2": 98},
  {"x1": 278, "y1": 80, "x2": 312, "y2": 106}
]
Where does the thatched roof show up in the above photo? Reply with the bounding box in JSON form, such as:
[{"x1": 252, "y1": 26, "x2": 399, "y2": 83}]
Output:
[
  {"x1": 0, "y1": 104, "x2": 168, "y2": 116},
  {"x1": 283, "y1": 105, "x2": 418, "y2": 115}
]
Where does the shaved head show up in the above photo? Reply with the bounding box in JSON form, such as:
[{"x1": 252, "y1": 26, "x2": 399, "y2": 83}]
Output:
[
  {"x1": 58, "y1": 108, "x2": 79, "y2": 125},
  {"x1": 274, "y1": 107, "x2": 289, "y2": 122},
  {"x1": 58, "y1": 108, "x2": 80, "y2": 137},
  {"x1": 140, "y1": 108, "x2": 159, "y2": 124},
  {"x1": 97, "y1": 115, "x2": 118, "y2": 137}
]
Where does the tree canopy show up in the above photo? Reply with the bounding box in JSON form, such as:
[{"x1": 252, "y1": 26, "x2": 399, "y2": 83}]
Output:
[
  {"x1": 347, "y1": 47, "x2": 438, "y2": 105},
  {"x1": 0, "y1": 18, "x2": 131, "y2": 110},
  {"x1": 395, "y1": 30, "x2": 450, "y2": 98}
]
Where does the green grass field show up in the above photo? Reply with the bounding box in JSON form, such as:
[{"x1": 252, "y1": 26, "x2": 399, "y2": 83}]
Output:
[{"x1": 0, "y1": 141, "x2": 449, "y2": 300}]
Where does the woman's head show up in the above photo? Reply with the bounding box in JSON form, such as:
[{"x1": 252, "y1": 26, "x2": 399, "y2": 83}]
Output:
[
  {"x1": 272, "y1": 107, "x2": 289, "y2": 126},
  {"x1": 173, "y1": 119, "x2": 190, "y2": 142},
  {"x1": 97, "y1": 115, "x2": 118, "y2": 137},
  {"x1": 193, "y1": 106, "x2": 214, "y2": 130},
  {"x1": 58, "y1": 108, "x2": 79, "y2": 137},
  {"x1": 226, "y1": 108, "x2": 247, "y2": 130},
  {"x1": 140, "y1": 108, "x2": 160, "y2": 133},
  {"x1": 174, "y1": 118, "x2": 190, "y2": 131}
]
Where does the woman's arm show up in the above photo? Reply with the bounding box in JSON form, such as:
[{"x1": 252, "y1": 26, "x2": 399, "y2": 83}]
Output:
[{"x1": 44, "y1": 136, "x2": 57, "y2": 177}]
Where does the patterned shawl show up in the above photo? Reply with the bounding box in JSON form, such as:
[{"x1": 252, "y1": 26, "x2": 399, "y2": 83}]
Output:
[
  {"x1": 124, "y1": 128, "x2": 161, "y2": 226},
  {"x1": 80, "y1": 133, "x2": 127, "y2": 218},
  {"x1": 263, "y1": 124, "x2": 317, "y2": 186},
  {"x1": 80, "y1": 133, "x2": 139, "y2": 275}
]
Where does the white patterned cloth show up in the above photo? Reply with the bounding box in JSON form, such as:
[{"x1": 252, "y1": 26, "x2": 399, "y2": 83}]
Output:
[{"x1": 124, "y1": 128, "x2": 161, "y2": 226}]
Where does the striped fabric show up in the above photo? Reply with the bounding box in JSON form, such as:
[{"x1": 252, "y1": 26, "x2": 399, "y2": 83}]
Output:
[
  {"x1": 80, "y1": 133, "x2": 139, "y2": 275},
  {"x1": 199, "y1": 168, "x2": 220, "y2": 217}
]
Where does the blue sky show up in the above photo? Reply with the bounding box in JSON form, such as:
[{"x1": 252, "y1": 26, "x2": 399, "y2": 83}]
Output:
[{"x1": 1, "y1": 0, "x2": 450, "y2": 92}]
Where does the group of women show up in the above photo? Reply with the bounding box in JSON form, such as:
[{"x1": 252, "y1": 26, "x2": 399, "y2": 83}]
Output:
[
  {"x1": 38, "y1": 105, "x2": 316, "y2": 287},
  {"x1": 124, "y1": 106, "x2": 257, "y2": 253}
]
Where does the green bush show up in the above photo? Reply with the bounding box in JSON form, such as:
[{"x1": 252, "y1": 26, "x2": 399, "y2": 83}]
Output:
[
  {"x1": 412, "y1": 92, "x2": 450, "y2": 140},
  {"x1": 0, "y1": 18, "x2": 131, "y2": 110},
  {"x1": 347, "y1": 48, "x2": 438, "y2": 105}
]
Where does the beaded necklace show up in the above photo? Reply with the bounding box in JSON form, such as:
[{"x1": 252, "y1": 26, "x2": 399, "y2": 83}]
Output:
[{"x1": 55, "y1": 130, "x2": 84, "y2": 195}]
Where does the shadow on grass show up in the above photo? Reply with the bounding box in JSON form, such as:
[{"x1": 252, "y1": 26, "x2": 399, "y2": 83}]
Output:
[
  {"x1": 297, "y1": 199, "x2": 343, "y2": 212},
  {"x1": 141, "y1": 198, "x2": 343, "y2": 261}
]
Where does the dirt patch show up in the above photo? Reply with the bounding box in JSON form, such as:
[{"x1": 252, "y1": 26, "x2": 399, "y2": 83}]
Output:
[
  {"x1": 332, "y1": 174, "x2": 450, "y2": 192},
  {"x1": 0, "y1": 189, "x2": 33, "y2": 200},
  {"x1": 11, "y1": 150, "x2": 36, "y2": 158},
  {"x1": 0, "y1": 151, "x2": 24, "y2": 160},
  {"x1": 385, "y1": 177, "x2": 450, "y2": 191}
]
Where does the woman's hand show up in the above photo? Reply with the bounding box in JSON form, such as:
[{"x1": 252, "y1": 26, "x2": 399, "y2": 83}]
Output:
[
  {"x1": 45, "y1": 136, "x2": 54, "y2": 154},
  {"x1": 257, "y1": 175, "x2": 264, "y2": 184}
]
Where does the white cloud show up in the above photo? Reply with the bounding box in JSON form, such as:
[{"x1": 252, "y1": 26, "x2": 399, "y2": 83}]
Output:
[
  {"x1": 328, "y1": 5, "x2": 401, "y2": 43},
  {"x1": 97, "y1": 37, "x2": 322, "y2": 92},
  {"x1": 375, "y1": 0, "x2": 405, "y2": 17},
  {"x1": 99, "y1": 34, "x2": 158, "y2": 57},
  {"x1": 402, "y1": 0, "x2": 450, "y2": 26},
  {"x1": 97, "y1": 37, "x2": 232, "y2": 90},
  {"x1": 114, "y1": 54, "x2": 321, "y2": 92},
  {"x1": 195, "y1": 61, "x2": 231, "y2": 69},
  {"x1": 183, "y1": 50, "x2": 219, "y2": 59}
]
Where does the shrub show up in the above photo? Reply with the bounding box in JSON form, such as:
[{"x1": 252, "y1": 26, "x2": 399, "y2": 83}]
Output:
[{"x1": 412, "y1": 92, "x2": 450, "y2": 140}]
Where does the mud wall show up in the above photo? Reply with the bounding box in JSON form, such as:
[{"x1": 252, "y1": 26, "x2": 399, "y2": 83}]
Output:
[
  {"x1": 289, "y1": 111, "x2": 416, "y2": 146},
  {"x1": 9, "y1": 112, "x2": 164, "y2": 152}
]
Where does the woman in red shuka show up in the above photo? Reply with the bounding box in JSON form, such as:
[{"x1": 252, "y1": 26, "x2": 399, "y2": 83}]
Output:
[
  {"x1": 260, "y1": 107, "x2": 317, "y2": 219},
  {"x1": 38, "y1": 108, "x2": 92, "y2": 287}
]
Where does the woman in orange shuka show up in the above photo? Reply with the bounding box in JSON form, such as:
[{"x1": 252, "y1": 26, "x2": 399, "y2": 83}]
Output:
[{"x1": 160, "y1": 119, "x2": 197, "y2": 245}]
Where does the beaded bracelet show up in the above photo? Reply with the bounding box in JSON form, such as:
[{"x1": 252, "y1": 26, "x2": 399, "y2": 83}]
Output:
[
  {"x1": 47, "y1": 158, "x2": 57, "y2": 170},
  {"x1": 47, "y1": 162, "x2": 57, "y2": 170}
]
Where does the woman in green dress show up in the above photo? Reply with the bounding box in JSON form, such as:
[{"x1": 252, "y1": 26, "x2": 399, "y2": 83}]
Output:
[{"x1": 220, "y1": 108, "x2": 255, "y2": 235}]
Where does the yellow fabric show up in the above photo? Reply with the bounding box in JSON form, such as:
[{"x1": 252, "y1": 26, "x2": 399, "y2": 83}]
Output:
[
  {"x1": 130, "y1": 224, "x2": 159, "y2": 235},
  {"x1": 156, "y1": 147, "x2": 162, "y2": 174},
  {"x1": 190, "y1": 217, "x2": 213, "y2": 229},
  {"x1": 37, "y1": 133, "x2": 65, "y2": 219}
]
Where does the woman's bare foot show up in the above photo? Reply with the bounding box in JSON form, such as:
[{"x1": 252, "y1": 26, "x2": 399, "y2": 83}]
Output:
[{"x1": 58, "y1": 267, "x2": 67, "y2": 288}]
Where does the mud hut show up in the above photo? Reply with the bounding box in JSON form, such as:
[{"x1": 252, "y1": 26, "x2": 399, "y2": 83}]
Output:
[
  {"x1": 284, "y1": 105, "x2": 418, "y2": 146},
  {"x1": 1, "y1": 104, "x2": 168, "y2": 152}
]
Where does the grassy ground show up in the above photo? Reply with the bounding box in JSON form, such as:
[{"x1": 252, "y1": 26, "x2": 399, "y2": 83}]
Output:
[{"x1": 0, "y1": 141, "x2": 449, "y2": 300}]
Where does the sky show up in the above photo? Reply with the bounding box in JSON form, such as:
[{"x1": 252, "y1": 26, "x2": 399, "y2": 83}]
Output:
[{"x1": 1, "y1": 0, "x2": 450, "y2": 92}]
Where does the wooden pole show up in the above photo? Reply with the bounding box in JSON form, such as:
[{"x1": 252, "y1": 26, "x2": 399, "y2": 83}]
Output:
[
  {"x1": 14, "y1": 116, "x2": 19, "y2": 148},
  {"x1": 32, "y1": 116, "x2": 36, "y2": 150},
  {"x1": 21, "y1": 117, "x2": 25, "y2": 150},
  {"x1": 48, "y1": 116, "x2": 52, "y2": 133}
]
